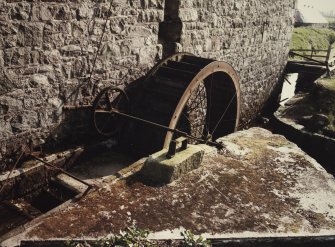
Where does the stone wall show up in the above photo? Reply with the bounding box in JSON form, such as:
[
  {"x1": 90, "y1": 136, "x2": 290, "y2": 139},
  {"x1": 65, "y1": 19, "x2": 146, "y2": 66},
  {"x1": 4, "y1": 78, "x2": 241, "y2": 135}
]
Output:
[
  {"x1": 160, "y1": 0, "x2": 295, "y2": 123},
  {"x1": 0, "y1": 0, "x2": 164, "y2": 166},
  {"x1": 0, "y1": 0, "x2": 295, "y2": 168}
]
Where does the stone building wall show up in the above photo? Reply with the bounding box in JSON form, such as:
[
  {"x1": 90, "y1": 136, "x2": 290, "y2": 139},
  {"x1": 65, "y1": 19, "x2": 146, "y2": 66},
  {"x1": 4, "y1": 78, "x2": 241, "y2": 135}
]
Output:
[
  {"x1": 0, "y1": 0, "x2": 295, "y2": 167},
  {"x1": 0, "y1": 0, "x2": 164, "y2": 164},
  {"x1": 162, "y1": 0, "x2": 295, "y2": 123}
]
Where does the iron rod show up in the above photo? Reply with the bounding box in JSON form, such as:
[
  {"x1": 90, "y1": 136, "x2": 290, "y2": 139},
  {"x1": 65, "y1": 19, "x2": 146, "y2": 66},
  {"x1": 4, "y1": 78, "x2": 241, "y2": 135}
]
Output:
[
  {"x1": 96, "y1": 109, "x2": 223, "y2": 148},
  {"x1": 30, "y1": 155, "x2": 93, "y2": 188}
]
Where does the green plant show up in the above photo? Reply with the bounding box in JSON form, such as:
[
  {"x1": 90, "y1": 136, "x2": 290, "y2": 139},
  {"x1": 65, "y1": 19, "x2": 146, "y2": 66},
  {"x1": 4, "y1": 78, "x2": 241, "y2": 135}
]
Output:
[
  {"x1": 182, "y1": 230, "x2": 211, "y2": 247},
  {"x1": 65, "y1": 239, "x2": 88, "y2": 247},
  {"x1": 65, "y1": 226, "x2": 155, "y2": 247},
  {"x1": 114, "y1": 225, "x2": 154, "y2": 247},
  {"x1": 65, "y1": 227, "x2": 213, "y2": 247}
]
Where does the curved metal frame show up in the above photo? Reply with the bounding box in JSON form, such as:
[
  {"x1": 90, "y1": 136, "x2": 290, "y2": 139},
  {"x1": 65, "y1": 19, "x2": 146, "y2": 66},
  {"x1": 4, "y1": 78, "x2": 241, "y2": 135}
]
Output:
[{"x1": 163, "y1": 61, "x2": 241, "y2": 148}]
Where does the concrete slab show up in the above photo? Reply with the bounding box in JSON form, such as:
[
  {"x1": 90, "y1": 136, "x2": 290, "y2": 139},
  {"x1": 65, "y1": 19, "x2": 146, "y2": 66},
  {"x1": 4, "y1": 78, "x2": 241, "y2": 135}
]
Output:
[
  {"x1": 273, "y1": 90, "x2": 335, "y2": 174},
  {"x1": 2, "y1": 128, "x2": 335, "y2": 246},
  {"x1": 68, "y1": 151, "x2": 136, "y2": 187}
]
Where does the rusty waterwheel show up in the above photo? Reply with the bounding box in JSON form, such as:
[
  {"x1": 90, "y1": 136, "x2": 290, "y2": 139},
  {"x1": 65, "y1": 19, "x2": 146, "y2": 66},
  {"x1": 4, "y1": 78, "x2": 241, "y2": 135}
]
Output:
[{"x1": 119, "y1": 53, "x2": 241, "y2": 155}]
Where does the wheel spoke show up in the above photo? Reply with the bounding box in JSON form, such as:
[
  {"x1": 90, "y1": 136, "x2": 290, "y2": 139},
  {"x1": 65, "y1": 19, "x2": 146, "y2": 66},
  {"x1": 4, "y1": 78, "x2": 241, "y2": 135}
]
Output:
[{"x1": 93, "y1": 87, "x2": 129, "y2": 136}]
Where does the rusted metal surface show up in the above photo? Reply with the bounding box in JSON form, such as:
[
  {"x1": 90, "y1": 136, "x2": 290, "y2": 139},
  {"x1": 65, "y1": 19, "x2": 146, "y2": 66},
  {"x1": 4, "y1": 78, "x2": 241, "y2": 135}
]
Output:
[
  {"x1": 167, "y1": 137, "x2": 188, "y2": 158},
  {"x1": 144, "y1": 52, "x2": 196, "y2": 80},
  {"x1": 0, "y1": 53, "x2": 241, "y2": 242},
  {"x1": 164, "y1": 59, "x2": 240, "y2": 148},
  {"x1": 0, "y1": 147, "x2": 92, "y2": 238}
]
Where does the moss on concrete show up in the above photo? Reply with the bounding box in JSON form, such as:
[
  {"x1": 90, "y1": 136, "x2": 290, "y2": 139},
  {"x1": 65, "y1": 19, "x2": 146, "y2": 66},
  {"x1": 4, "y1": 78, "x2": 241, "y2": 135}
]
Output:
[{"x1": 15, "y1": 128, "x2": 335, "y2": 241}]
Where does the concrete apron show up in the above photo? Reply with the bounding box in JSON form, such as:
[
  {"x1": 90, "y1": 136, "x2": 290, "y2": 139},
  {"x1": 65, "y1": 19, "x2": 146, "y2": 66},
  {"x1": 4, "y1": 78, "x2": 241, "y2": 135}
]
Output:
[
  {"x1": 2, "y1": 128, "x2": 335, "y2": 246},
  {"x1": 273, "y1": 94, "x2": 335, "y2": 175}
]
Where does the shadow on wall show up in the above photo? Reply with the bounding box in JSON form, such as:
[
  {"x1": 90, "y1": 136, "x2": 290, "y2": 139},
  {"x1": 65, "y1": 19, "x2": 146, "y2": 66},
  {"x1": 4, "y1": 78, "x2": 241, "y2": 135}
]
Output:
[
  {"x1": 0, "y1": 52, "x2": 149, "y2": 171},
  {"x1": 29, "y1": 77, "x2": 128, "y2": 151},
  {"x1": 0, "y1": 79, "x2": 98, "y2": 172},
  {"x1": 158, "y1": 0, "x2": 182, "y2": 57}
]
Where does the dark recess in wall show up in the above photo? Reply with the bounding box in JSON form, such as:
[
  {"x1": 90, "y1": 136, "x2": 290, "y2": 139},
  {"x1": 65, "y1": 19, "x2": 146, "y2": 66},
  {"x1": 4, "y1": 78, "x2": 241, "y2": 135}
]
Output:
[{"x1": 158, "y1": 0, "x2": 182, "y2": 57}]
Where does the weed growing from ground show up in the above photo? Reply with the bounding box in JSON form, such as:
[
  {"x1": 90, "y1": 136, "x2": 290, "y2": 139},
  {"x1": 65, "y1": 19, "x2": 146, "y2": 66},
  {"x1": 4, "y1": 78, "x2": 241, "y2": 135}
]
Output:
[
  {"x1": 65, "y1": 226, "x2": 212, "y2": 246},
  {"x1": 181, "y1": 230, "x2": 211, "y2": 247}
]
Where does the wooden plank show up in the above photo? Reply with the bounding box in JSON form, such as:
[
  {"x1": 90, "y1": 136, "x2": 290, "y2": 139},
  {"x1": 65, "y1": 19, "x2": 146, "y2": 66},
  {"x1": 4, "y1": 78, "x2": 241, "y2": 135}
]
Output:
[
  {"x1": 290, "y1": 53, "x2": 327, "y2": 61},
  {"x1": 285, "y1": 61, "x2": 327, "y2": 74},
  {"x1": 309, "y1": 55, "x2": 328, "y2": 58},
  {"x1": 329, "y1": 48, "x2": 335, "y2": 61},
  {"x1": 326, "y1": 44, "x2": 333, "y2": 63},
  {"x1": 289, "y1": 51, "x2": 326, "y2": 65},
  {"x1": 288, "y1": 60, "x2": 324, "y2": 65}
]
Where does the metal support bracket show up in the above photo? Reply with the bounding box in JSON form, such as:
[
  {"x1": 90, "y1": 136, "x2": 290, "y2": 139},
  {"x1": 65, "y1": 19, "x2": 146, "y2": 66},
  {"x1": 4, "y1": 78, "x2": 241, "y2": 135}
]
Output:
[{"x1": 166, "y1": 137, "x2": 188, "y2": 159}]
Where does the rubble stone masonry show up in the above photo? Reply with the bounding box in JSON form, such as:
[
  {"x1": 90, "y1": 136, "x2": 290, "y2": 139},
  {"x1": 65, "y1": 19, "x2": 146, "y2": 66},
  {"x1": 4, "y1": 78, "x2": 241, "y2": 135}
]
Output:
[{"x1": 0, "y1": 0, "x2": 295, "y2": 166}]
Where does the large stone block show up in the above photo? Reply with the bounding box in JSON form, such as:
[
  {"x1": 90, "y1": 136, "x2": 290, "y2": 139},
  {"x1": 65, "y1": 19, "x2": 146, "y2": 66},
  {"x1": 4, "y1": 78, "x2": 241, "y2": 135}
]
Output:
[
  {"x1": 77, "y1": 2, "x2": 94, "y2": 20},
  {"x1": 140, "y1": 145, "x2": 205, "y2": 183},
  {"x1": 179, "y1": 8, "x2": 198, "y2": 22},
  {"x1": 10, "y1": 2, "x2": 31, "y2": 20},
  {"x1": 53, "y1": 5, "x2": 73, "y2": 20},
  {"x1": 31, "y1": 4, "x2": 53, "y2": 21},
  {"x1": 17, "y1": 23, "x2": 44, "y2": 47},
  {"x1": 3, "y1": 47, "x2": 30, "y2": 66}
]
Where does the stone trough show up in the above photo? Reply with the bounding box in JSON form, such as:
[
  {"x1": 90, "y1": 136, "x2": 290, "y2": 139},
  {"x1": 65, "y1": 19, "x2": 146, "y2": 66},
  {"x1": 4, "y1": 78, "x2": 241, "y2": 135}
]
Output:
[
  {"x1": 273, "y1": 87, "x2": 335, "y2": 174},
  {"x1": 1, "y1": 128, "x2": 335, "y2": 246}
]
